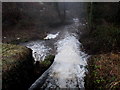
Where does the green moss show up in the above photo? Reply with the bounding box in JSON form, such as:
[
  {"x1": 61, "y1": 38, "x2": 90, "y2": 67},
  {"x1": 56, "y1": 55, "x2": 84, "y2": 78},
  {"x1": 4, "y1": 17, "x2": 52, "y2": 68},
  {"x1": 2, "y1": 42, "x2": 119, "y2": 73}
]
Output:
[
  {"x1": 33, "y1": 55, "x2": 55, "y2": 80},
  {"x1": 2, "y1": 43, "x2": 34, "y2": 90},
  {"x1": 85, "y1": 3, "x2": 120, "y2": 54},
  {"x1": 40, "y1": 55, "x2": 55, "y2": 68},
  {"x1": 85, "y1": 2, "x2": 120, "y2": 90},
  {"x1": 91, "y1": 25, "x2": 120, "y2": 52},
  {"x1": 81, "y1": 25, "x2": 120, "y2": 54},
  {"x1": 2, "y1": 44, "x2": 31, "y2": 71},
  {"x1": 85, "y1": 53, "x2": 120, "y2": 90}
]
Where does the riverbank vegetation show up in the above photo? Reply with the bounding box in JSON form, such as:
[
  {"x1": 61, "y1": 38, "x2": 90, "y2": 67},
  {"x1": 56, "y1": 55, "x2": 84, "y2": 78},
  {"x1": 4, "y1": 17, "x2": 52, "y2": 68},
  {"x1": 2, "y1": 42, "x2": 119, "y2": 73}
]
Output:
[
  {"x1": 2, "y1": 2, "x2": 59, "y2": 90},
  {"x1": 2, "y1": 2, "x2": 120, "y2": 89},
  {"x1": 2, "y1": 2, "x2": 61, "y2": 44},
  {"x1": 34, "y1": 55, "x2": 55, "y2": 78},
  {"x1": 83, "y1": 2, "x2": 120, "y2": 89},
  {"x1": 86, "y1": 53, "x2": 120, "y2": 89},
  {"x1": 2, "y1": 44, "x2": 55, "y2": 90},
  {"x1": 2, "y1": 44, "x2": 34, "y2": 90}
]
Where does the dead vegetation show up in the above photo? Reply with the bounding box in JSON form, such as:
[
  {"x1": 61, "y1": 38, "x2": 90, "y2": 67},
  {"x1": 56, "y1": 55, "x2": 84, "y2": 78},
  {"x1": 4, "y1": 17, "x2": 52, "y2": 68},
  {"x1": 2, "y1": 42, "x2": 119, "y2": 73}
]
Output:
[
  {"x1": 85, "y1": 53, "x2": 120, "y2": 89},
  {"x1": 83, "y1": 2, "x2": 120, "y2": 89}
]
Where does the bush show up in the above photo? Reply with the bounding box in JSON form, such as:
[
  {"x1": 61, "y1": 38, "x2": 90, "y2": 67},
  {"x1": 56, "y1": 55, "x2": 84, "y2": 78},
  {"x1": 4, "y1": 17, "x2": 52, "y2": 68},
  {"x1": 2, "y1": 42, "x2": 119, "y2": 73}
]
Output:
[
  {"x1": 90, "y1": 25, "x2": 120, "y2": 53},
  {"x1": 40, "y1": 55, "x2": 55, "y2": 68},
  {"x1": 85, "y1": 53, "x2": 120, "y2": 90}
]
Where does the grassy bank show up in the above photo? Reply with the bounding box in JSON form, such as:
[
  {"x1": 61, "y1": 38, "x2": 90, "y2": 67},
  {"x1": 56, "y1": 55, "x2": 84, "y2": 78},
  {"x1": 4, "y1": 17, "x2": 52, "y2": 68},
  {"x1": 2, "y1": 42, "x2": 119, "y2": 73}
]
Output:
[
  {"x1": 34, "y1": 55, "x2": 55, "y2": 78},
  {"x1": 85, "y1": 53, "x2": 120, "y2": 89},
  {"x1": 82, "y1": 2, "x2": 120, "y2": 89},
  {"x1": 2, "y1": 44, "x2": 55, "y2": 90},
  {"x1": 2, "y1": 44, "x2": 34, "y2": 90},
  {"x1": 81, "y1": 24, "x2": 120, "y2": 54}
]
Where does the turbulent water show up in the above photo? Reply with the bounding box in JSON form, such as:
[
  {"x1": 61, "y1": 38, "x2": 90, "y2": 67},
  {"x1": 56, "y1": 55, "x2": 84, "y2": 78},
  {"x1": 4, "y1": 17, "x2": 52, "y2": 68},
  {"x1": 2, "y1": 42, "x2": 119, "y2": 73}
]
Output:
[
  {"x1": 21, "y1": 41, "x2": 51, "y2": 61},
  {"x1": 41, "y1": 31, "x2": 88, "y2": 89},
  {"x1": 21, "y1": 32, "x2": 60, "y2": 62},
  {"x1": 24, "y1": 18, "x2": 88, "y2": 89},
  {"x1": 44, "y1": 32, "x2": 60, "y2": 40}
]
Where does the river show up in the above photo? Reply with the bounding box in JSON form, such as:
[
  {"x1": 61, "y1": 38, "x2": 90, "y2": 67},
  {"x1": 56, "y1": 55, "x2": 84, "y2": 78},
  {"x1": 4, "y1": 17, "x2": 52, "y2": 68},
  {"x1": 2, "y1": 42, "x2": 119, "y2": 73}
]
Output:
[{"x1": 22, "y1": 17, "x2": 88, "y2": 89}]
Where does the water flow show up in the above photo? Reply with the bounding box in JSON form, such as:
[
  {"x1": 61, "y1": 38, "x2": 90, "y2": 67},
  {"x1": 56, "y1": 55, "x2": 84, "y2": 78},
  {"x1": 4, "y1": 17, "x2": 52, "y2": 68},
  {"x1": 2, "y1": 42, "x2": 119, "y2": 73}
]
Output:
[
  {"x1": 29, "y1": 18, "x2": 88, "y2": 89},
  {"x1": 21, "y1": 41, "x2": 51, "y2": 61},
  {"x1": 43, "y1": 32, "x2": 87, "y2": 89},
  {"x1": 44, "y1": 32, "x2": 59, "y2": 40}
]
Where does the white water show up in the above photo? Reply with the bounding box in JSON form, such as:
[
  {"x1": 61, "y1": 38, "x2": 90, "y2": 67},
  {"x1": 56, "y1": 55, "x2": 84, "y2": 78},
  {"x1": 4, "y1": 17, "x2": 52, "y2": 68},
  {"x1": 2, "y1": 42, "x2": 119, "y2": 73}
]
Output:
[
  {"x1": 43, "y1": 32, "x2": 87, "y2": 88},
  {"x1": 44, "y1": 32, "x2": 59, "y2": 40},
  {"x1": 21, "y1": 41, "x2": 51, "y2": 61},
  {"x1": 29, "y1": 17, "x2": 88, "y2": 89}
]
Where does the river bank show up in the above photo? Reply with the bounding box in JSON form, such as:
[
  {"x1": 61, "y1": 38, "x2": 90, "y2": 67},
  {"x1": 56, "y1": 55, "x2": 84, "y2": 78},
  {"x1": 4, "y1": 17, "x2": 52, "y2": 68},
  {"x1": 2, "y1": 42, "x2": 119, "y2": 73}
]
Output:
[
  {"x1": 2, "y1": 2, "x2": 120, "y2": 89},
  {"x1": 2, "y1": 25, "x2": 48, "y2": 44},
  {"x1": 2, "y1": 43, "x2": 55, "y2": 90},
  {"x1": 81, "y1": 2, "x2": 120, "y2": 89},
  {"x1": 81, "y1": 26, "x2": 120, "y2": 89},
  {"x1": 2, "y1": 44, "x2": 34, "y2": 90},
  {"x1": 2, "y1": 2, "x2": 61, "y2": 44},
  {"x1": 29, "y1": 17, "x2": 88, "y2": 89},
  {"x1": 85, "y1": 53, "x2": 120, "y2": 89}
]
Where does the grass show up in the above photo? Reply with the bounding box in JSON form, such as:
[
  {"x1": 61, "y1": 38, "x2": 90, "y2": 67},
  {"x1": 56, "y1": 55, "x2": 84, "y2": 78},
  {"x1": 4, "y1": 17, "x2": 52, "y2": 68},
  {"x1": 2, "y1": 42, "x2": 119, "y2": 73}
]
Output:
[
  {"x1": 81, "y1": 24, "x2": 120, "y2": 54},
  {"x1": 85, "y1": 53, "x2": 120, "y2": 89},
  {"x1": 35, "y1": 55, "x2": 55, "y2": 73},
  {"x1": 2, "y1": 43, "x2": 55, "y2": 90},
  {"x1": 91, "y1": 25, "x2": 120, "y2": 52},
  {"x1": 2, "y1": 43, "x2": 34, "y2": 90},
  {"x1": 84, "y1": 3, "x2": 120, "y2": 54},
  {"x1": 40, "y1": 55, "x2": 55, "y2": 67},
  {"x1": 83, "y1": 3, "x2": 120, "y2": 89},
  {"x1": 33, "y1": 55, "x2": 55, "y2": 82},
  {"x1": 2, "y1": 44, "x2": 31, "y2": 71}
]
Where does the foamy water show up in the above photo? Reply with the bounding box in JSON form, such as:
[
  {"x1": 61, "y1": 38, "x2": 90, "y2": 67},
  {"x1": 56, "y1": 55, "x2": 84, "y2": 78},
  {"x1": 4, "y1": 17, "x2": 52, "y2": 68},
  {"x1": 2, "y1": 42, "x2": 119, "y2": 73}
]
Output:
[
  {"x1": 44, "y1": 32, "x2": 59, "y2": 40},
  {"x1": 41, "y1": 31, "x2": 88, "y2": 89},
  {"x1": 21, "y1": 41, "x2": 51, "y2": 61},
  {"x1": 29, "y1": 18, "x2": 88, "y2": 89}
]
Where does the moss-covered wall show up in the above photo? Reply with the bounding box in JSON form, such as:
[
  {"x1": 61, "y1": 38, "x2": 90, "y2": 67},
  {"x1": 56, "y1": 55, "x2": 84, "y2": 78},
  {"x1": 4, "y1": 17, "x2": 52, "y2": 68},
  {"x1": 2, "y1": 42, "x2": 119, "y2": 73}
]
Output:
[
  {"x1": 2, "y1": 44, "x2": 34, "y2": 90},
  {"x1": 2, "y1": 44, "x2": 55, "y2": 90}
]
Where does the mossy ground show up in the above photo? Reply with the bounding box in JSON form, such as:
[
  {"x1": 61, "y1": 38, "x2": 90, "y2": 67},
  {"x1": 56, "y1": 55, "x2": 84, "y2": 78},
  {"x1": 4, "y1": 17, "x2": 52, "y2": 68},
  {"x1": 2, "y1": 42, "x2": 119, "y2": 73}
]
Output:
[
  {"x1": 2, "y1": 43, "x2": 55, "y2": 90},
  {"x1": 83, "y1": 3, "x2": 120, "y2": 89},
  {"x1": 82, "y1": 25, "x2": 120, "y2": 90},
  {"x1": 2, "y1": 44, "x2": 34, "y2": 90},
  {"x1": 81, "y1": 24, "x2": 120, "y2": 55},
  {"x1": 85, "y1": 53, "x2": 120, "y2": 90},
  {"x1": 34, "y1": 55, "x2": 55, "y2": 78}
]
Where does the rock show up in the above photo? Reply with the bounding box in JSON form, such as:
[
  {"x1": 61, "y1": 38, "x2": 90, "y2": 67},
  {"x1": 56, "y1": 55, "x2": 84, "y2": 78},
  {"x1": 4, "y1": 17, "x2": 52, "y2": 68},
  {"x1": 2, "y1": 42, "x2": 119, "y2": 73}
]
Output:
[
  {"x1": 2, "y1": 44, "x2": 55, "y2": 90},
  {"x1": 29, "y1": 55, "x2": 55, "y2": 90},
  {"x1": 34, "y1": 55, "x2": 55, "y2": 78},
  {"x1": 2, "y1": 44, "x2": 34, "y2": 90}
]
